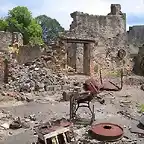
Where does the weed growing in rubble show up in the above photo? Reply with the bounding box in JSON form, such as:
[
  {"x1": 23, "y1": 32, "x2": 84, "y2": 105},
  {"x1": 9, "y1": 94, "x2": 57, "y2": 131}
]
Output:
[
  {"x1": 138, "y1": 104, "x2": 144, "y2": 113},
  {"x1": 108, "y1": 71, "x2": 121, "y2": 77},
  {"x1": 102, "y1": 70, "x2": 121, "y2": 77}
]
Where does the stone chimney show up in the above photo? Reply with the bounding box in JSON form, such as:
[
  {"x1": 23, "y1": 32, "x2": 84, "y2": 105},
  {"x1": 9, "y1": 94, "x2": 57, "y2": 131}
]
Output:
[{"x1": 110, "y1": 4, "x2": 121, "y2": 15}]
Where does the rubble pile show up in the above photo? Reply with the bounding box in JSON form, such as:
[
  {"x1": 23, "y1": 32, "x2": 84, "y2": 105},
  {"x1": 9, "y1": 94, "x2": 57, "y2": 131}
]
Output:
[{"x1": 7, "y1": 56, "x2": 68, "y2": 93}]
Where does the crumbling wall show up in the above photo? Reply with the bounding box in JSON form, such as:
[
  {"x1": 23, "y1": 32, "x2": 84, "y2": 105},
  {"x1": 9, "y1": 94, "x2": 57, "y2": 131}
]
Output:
[
  {"x1": 17, "y1": 45, "x2": 42, "y2": 64},
  {"x1": 127, "y1": 26, "x2": 144, "y2": 74},
  {"x1": 69, "y1": 4, "x2": 126, "y2": 38},
  {"x1": 64, "y1": 4, "x2": 131, "y2": 75},
  {"x1": 127, "y1": 26, "x2": 144, "y2": 57},
  {"x1": 133, "y1": 45, "x2": 144, "y2": 75},
  {"x1": 0, "y1": 31, "x2": 23, "y2": 51},
  {"x1": 128, "y1": 26, "x2": 144, "y2": 47}
]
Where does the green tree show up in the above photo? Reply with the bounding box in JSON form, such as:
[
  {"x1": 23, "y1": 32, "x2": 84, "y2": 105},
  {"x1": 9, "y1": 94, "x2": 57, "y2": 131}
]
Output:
[
  {"x1": 6, "y1": 6, "x2": 43, "y2": 45},
  {"x1": 26, "y1": 19, "x2": 43, "y2": 45},
  {"x1": 36, "y1": 15, "x2": 65, "y2": 44},
  {"x1": 0, "y1": 18, "x2": 8, "y2": 31}
]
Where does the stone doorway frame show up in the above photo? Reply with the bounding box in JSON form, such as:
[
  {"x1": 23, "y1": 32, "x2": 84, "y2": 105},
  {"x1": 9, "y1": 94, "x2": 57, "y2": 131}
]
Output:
[{"x1": 60, "y1": 38, "x2": 96, "y2": 75}]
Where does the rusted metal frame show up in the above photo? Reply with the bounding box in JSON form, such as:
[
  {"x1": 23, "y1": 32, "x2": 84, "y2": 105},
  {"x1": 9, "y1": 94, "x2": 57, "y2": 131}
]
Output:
[
  {"x1": 108, "y1": 68, "x2": 123, "y2": 90},
  {"x1": 99, "y1": 68, "x2": 123, "y2": 91},
  {"x1": 89, "y1": 82, "x2": 105, "y2": 103}
]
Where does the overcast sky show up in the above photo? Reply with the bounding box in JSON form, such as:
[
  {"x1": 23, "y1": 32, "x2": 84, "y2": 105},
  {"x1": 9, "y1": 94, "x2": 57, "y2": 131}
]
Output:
[{"x1": 0, "y1": 0, "x2": 144, "y2": 30}]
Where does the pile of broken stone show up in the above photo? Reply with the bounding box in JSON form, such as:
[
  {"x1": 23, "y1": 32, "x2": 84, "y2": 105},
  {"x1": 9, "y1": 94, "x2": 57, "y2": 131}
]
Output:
[
  {"x1": 0, "y1": 50, "x2": 79, "y2": 103},
  {"x1": 6, "y1": 57, "x2": 68, "y2": 93}
]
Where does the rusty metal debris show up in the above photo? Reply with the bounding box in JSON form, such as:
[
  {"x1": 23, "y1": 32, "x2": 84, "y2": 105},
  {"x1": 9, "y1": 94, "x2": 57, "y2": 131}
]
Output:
[
  {"x1": 69, "y1": 69, "x2": 123, "y2": 124},
  {"x1": 100, "y1": 68, "x2": 123, "y2": 91},
  {"x1": 117, "y1": 49, "x2": 126, "y2": 60},
  {"x1": 35, "y1": 118, "x2": 75, "y2": 144},
  {"x1": 89, "y1": 123, "x2": 124, "y2": 142}
]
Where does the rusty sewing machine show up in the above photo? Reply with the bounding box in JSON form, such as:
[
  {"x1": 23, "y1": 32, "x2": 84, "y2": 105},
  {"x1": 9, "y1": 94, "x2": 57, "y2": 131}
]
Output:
[{"x1": 70, "y1": 68, "x2": 123, "y2": 123}]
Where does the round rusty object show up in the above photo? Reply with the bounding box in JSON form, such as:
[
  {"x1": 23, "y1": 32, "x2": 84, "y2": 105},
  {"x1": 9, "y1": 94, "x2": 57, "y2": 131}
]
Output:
[
  {"x1": 117, "y1": 49, "x2": 126, "y2": 59},
  {"x1": 89, "y1": 123, "x2": 124, "y2": 142}
]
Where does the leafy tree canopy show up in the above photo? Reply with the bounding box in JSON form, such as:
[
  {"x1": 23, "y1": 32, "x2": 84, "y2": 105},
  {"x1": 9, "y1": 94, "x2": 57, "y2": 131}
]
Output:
[
  {"x1": 0, "y1": 6, "x2": 43, "y2": 45},
  {"x1": 26, "y1": 19, "x2": 43, "y2": 45},
  {"x1": 0, "y1": 18, "x2": 8, "y2": 31},
  {"x1": 8, "y1": 6, "x2": 32, "y2": 27},
  {"x1": 36, "y1": 15, "x2": 65, "y2": 44},
  {"x1": 0, "y1": 6, "x2": 65, "y2": 46}
]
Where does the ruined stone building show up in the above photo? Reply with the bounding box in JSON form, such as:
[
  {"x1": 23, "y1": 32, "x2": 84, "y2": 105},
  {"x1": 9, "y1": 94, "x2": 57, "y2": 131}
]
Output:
[
  {"x1": 62, "y1": 4, "x2": 131, "y2": 76},
  {"x1": 128, "y1": 26, "x2": 144, "y2": 75}
]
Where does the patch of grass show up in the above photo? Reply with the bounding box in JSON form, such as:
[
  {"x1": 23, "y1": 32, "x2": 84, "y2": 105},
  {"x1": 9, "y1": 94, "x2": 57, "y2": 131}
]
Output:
[
  {"x1": 138, "y1": 104, "x2": 144, "y2": 113},
  {"x1": 94, "y1": 65, "x2": 99, "y2": 73},
  {"x1": 105, "y1": 70, "x2": 121, "y2": 77}
]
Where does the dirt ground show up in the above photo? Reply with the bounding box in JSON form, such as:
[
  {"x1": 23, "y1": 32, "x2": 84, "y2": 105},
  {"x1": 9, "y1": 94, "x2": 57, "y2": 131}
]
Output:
[{"x1": 0, "y1": 75, "x2": 144, "y2": 144}]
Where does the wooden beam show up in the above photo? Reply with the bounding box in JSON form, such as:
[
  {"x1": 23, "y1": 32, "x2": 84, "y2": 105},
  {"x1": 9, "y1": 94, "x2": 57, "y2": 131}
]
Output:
[{"x1": 60, "y1": 38, "x2": 95, "y2": 43}]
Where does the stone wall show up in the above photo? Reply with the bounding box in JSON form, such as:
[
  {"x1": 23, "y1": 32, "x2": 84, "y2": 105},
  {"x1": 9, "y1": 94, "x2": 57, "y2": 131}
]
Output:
[
  {"x1": 127, "y1": 26, "x2": 144, "y2": 56},
  {"x1": 64, "y1": 4, "x2": 131, "y2": 75},
  {"x1": 133, "y1": 45, "x2": 144, "y2": 75},
  {"x1": 69, "y1": 7, "x2": 126, "y2": 40},
  {"x1": 0, "y1": 31, "x2": 23, "y2": 51},
  {"x1": 17, "y1": 45, "x2": 42, "y2": 64},
  {"x1": 128, "y1": 26, "x2": 144, "y2": 47}
]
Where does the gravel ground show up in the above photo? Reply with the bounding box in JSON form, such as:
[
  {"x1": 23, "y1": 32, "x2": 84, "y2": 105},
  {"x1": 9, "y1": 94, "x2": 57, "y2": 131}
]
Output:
[
  {"x1": 0, "y1": 75, "x2": 144, "y2": 143},
  {"x1": 0, "y1": 84, "x2": 143, "y2": 143}
]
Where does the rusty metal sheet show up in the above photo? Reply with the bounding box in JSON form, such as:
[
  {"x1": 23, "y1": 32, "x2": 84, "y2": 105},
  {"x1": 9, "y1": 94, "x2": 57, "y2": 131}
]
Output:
[
  {"x1": 102, "y1": 80, "x2": 120, "y2": 91},
  {"x1": 85, "y1": 78, "x2": 102, "y2": 93},
  {"x1": 36, "y1": 119, "x2": 72, "y2": 135}
]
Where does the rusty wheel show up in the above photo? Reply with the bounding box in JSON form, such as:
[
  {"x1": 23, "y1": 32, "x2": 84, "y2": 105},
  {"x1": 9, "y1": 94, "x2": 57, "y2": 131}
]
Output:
[
  {"x1": 117, "y1": 49, "x2": 126, "y2": 60},
  {"x1": 89, "y1": 123, "x2": 124, "y2": 142}
]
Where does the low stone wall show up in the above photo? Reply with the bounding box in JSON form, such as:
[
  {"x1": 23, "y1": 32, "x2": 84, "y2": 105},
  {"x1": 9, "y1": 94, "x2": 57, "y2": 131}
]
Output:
[
  {"x1": 0, "y1": 31, "x2": 23, "y2": 52},
  {"x1": 17, "y1": 45, "x2": 42, "y2": 64}
]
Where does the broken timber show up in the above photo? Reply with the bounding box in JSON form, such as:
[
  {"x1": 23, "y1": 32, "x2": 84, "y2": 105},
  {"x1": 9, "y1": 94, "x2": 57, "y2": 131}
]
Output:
[{"x1": 60, "y1": 37, "x2": 96, "y2": 44}]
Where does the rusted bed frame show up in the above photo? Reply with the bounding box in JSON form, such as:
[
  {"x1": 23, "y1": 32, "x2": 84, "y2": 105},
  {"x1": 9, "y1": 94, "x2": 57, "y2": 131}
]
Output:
[{"x1": 70, "y1": 68, "x2": 123, "y2": 122}]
